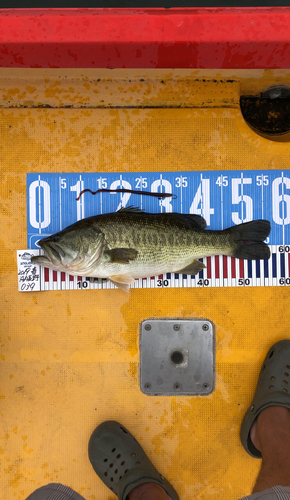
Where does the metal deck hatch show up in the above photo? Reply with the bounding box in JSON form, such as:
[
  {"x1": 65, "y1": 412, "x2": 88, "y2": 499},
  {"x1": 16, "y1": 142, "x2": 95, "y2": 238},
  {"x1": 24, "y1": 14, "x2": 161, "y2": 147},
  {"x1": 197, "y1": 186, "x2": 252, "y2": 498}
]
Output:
[{"x1": 140, "y1": 319, "x2": 215, "y2": 396}]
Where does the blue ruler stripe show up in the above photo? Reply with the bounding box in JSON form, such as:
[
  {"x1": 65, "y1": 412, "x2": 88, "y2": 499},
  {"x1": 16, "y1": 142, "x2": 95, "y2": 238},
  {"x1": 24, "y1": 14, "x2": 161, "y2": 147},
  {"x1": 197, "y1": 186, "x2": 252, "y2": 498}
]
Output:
[
  {"x1": 256, "y1": 259, "x2": 260, "y2": 279},
  {"x1": 280, "y1": 252, "x2": 285, "y2": 278},
  {"x1": 272, "y1": 253, "x2": 277, "y2": 278},
  {"x1": 27, "y1": 170, "x2": 290, "y2": 249}
]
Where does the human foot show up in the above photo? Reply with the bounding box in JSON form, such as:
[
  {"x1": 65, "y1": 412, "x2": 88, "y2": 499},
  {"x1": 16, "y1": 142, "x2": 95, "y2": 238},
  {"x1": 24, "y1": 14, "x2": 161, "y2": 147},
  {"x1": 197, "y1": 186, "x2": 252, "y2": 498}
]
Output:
[
  {"x1": 250, "y1": 405, "x2": 290, "y2": 454},
  {"x1": 88, "y1": 421, "x2": 179, "y2": 500},
  {"x1": 240, "y1": 340, "x2": 290, "y2": 458},
  {"x1": 128, "y1": 482, "x2": 172, "y2": 500}
]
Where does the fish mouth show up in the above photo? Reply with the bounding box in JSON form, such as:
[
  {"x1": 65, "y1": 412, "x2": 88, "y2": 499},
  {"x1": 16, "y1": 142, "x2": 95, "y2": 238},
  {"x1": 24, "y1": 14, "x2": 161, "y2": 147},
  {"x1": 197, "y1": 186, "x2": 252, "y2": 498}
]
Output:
[{"x1": 38, "y1": 242, "x2": 64, "y2": 264}]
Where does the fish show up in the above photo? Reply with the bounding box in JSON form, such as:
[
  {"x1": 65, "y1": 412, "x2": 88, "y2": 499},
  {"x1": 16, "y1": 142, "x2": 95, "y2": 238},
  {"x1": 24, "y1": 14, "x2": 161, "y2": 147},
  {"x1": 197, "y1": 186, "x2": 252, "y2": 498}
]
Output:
[{"x1": 31, "y1": 207, "x2": 271, "y2": 292}]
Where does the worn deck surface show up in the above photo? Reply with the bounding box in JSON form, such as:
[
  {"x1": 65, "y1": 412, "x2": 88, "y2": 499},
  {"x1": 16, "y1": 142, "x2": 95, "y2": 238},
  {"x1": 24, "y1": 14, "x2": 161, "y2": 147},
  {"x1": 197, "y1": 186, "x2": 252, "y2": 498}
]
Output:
[{"x1": 1, "y1": 69, "x2": 290, "y2": 500}]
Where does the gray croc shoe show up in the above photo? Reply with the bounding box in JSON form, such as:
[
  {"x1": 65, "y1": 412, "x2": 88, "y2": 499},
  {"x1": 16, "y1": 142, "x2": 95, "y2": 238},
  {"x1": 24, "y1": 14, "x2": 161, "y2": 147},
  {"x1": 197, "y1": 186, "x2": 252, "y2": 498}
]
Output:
[
  {"x1": 88, "y1": 421, "x2": 179, "y2": 500},
  {"x1": 240, "y1": 339, "x2": 290, "y2": 458}
]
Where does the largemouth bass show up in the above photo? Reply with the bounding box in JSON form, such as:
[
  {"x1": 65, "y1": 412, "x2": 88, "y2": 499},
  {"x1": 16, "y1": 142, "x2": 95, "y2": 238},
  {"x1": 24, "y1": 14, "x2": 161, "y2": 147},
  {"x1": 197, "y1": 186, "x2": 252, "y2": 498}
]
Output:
[{"x1": 31, "y1": 208, "x2": 271, "y2": 292}]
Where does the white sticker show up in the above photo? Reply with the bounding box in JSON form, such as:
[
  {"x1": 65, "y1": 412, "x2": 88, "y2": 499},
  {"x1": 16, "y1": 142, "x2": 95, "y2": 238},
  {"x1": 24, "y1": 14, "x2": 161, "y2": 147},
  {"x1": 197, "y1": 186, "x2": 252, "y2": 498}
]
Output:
[{"x1": 17, "y1": 250, "x2": 41, "y2": 292}]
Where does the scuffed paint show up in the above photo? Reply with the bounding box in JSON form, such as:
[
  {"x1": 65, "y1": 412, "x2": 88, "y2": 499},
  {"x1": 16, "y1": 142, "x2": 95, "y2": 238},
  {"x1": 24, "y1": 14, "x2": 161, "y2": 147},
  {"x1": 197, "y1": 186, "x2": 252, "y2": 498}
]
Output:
[{"x1": 1, "y1": 73, "x2": 290, "y2": 500}]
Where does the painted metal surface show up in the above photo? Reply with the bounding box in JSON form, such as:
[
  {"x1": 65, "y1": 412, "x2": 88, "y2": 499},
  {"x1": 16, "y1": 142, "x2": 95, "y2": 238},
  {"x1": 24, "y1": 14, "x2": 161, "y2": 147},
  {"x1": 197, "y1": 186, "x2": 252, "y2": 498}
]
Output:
[
  {"x1": 139, "y1": 319, "x2": 214, "y2": 395},
  {"x1": 2, "y1": 72, "x2": 290, "y2": 500},
  {"x1": 0, "y1": 8, "x2": 290, "y2": 69}
]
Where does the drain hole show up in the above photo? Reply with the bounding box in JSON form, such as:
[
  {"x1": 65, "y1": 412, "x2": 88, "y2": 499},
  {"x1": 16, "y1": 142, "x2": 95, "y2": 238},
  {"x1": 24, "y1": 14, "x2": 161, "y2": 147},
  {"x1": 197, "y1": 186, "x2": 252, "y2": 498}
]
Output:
[
  {"x1": 287, "y1": 365, "x2": 290, "y2": 370},
  {"x1": 283, "y1": 380, "x2": 288, "y2": 384},
  {"x1": 269, "y1": 385, "x2": 274, "y2": 389},
  {"x1": 283, "y1": 388, "x2": 288, "y2": 392},
  {"x1": 240, "y1": 86, "x2": 290, "y2": 142},
  {"x1": 110, "y1": 478, "x2": 114, "y2": 482},
  {"x1": 121, "y1": 461, "x2": 125, "y2": 466},
  {"x1": 109, "y1": 463, "x2": 113, "y2": 468},
  {"x1": 125, "y1": 469, "x2": 129, "y2": 473},
  {"x1": 104, "y1": 458, "x2": 108, "y2": 463},
  {"x1": 116, "y1": 454, "x2": 121, "y2": 458},
  {"x1": 115, "y1": 469, "x2": 118, "y2": 474},
  {"x1": 136, "y1": 461, "x2": 140, "y2": 466},
  {"x1": 111, "y1": 448, "x2": 116, "y2": 452},
  {"x1": 284, "y1": 373, "x2": 289, "y2": 377},
  {"x1": 270, "y1": 376, "x2": 276, "y2": 381},
  {"x1": 131, "y1": 453, "x2": 136, "y2": 458},
  {"x1": 171, "y1": 350, "x2": 184, "y2": 365},
  {"x1": 104, "y1": 472, "x2": 108, "y2": 477}
]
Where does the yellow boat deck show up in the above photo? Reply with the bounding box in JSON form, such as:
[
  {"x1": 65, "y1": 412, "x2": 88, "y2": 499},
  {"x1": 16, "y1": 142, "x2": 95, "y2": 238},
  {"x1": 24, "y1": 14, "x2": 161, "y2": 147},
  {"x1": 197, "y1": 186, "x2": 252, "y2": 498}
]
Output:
[{"x1": 1, "y1": 68, "x2": 290, "y2": 500}]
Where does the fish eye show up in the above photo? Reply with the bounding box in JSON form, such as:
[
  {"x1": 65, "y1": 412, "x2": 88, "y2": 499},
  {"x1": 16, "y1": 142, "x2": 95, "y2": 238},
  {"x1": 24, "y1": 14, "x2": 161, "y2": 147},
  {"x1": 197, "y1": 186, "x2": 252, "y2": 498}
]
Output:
[{"x1": 53, "y1": 234, "x2": 61, "y2": 242}]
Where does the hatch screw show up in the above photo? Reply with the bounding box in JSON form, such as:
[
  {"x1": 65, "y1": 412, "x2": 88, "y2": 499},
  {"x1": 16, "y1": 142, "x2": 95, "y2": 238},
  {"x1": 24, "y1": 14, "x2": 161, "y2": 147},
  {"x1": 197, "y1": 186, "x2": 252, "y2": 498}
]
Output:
[
  {"x1": 144, "y1": 383, "x2": 151, "y2": 390},
  {"x1": 250, "y1": 405, "x2": 255, "y2": 412},
  {"x1": 202, "y1": 324, "x2": 209, "y2": 331},
  {"x1": 173, "y1": 324, "x2": 180, "y2": 331},
  {"x1": 203, "y1": 383, "x2": 209, "y2": 389},
  {"x1": 144, "y1": 324, "x2": 151, "y2": 331},
  {"x1": 174, "y1": 382, "x2": 181, "y2": 390},
  {"x1": 269, "y1": 90, "x2": 282, "y2": 99}
]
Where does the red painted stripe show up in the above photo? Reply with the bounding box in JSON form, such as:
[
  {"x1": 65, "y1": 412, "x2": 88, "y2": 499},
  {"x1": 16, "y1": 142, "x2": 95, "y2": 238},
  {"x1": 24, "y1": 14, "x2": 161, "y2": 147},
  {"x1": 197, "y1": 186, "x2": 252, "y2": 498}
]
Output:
[
  {"x1": 223, "y1": 256, "x2": 228, "y2": 279},
  {"x1": 206, "y1": 257, "x2": 211, "y2": 279},
  {"x1": 231, "y1": 258, "x2": 236, "y2": 279},
  {"x1": 69, "y1": 275, "x2": 74, "y2": 281},
  {"x1": 239, "y1": 259, "x2": 244, "y2": 279},
  {"x1": 61, "y1": 272, "x2": 66, "y2": 282},
  {"x1": 53, "y1": 271, "x2": 57, "y2": 282},
  {"x1": 0, "y1": 9, "x2": 290, "y2": 69},
  {"x1": 77, "y1": 276, "x2": 82, "y2": 281},
  {"x1": 44, "y1": 268, "x2": 49, "y2": 282},
  {"x1": 215, "y1": 256, "x2": 219, "y2": 279}
]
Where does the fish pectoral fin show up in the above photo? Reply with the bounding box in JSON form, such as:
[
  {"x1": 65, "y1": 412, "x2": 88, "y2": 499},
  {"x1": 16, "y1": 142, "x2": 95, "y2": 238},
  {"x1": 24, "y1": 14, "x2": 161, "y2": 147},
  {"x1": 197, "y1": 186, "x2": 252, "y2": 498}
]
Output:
[
  {"x1": 104, "y1": 248, "x2": 138, "y2": 264},
  {"x1": 175, "y1": 259, "x2": 206, "y2": 275},
  {"x1": 109, "y1": 274, "x2": 135, "y2": 292}
]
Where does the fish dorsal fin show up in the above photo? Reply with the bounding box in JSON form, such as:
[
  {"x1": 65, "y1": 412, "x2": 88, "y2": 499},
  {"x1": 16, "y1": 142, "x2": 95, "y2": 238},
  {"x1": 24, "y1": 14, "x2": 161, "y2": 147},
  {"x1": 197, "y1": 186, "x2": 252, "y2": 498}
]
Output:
[
  {"x1": 117, "y1": 206, "x2": 145, "y2": 214},
  {"x1": 175, "y1": 259, "x2": 206, "y2": 275},
  {"x1": 104, "y1": 248, "x2": 138, "y2": 264},
  {"x1": 116, "y1": 207, "x2": 206, "y2": 229},
  {"x1": 163, "y1": 213, "x2": 207, "y2": 229}
]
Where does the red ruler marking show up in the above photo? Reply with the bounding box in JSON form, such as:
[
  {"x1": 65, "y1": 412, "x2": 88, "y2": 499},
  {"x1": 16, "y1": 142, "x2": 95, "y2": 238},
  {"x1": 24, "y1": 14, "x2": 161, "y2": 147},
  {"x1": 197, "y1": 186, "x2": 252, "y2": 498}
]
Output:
[
  {"x1": 239, "y1": 259, "x2": 244, "y2": 279},
  {"x1": 215, "y1": 256, "x2": 219, "y2": 279},
  {"x1": 231, "y1": 257, "x2": 236, "y2": 279},
  {"x1": 223, "y1": 255, "x2": 228, "y2": 279},
  {"x1": 44, "y1": 268, "x2": 49, "y2": 282},
  {"x1": 206, "y1": 257, "x2": 211, "y2": 279}
]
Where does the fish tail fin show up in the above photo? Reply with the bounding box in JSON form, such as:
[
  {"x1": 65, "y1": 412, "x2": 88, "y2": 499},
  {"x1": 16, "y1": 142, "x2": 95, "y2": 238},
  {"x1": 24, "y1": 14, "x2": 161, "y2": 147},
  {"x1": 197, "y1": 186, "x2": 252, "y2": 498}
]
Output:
[{"x1": 229, "y1": 220, "x2": 271, "y2": 260}]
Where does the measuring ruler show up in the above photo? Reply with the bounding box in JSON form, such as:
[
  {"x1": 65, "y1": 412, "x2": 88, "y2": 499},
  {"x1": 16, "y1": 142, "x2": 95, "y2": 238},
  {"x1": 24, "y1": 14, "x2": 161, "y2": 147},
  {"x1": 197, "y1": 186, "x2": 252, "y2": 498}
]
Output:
[
  {"x1": 17, "y1": 245, "x2": 290, "y2": 292},
  {"x1": 18, "y1": 170, "x2": 290, "y2": 291}
]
